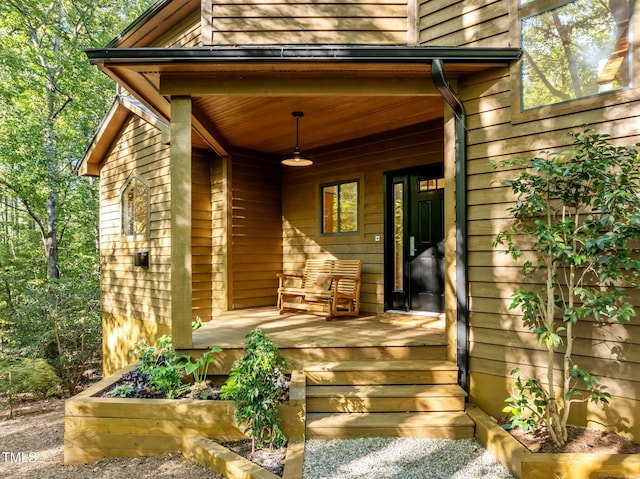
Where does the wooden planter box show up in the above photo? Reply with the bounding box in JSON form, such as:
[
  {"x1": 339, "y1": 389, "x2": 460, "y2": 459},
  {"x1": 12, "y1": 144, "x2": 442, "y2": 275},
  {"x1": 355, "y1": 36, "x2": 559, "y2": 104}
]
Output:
[
  {"x1": 467, "y1": 404, "x2": 640, "y2": 479},
  {"x1": 64, "y1": 364, "x2": 306, "y2": 479}
]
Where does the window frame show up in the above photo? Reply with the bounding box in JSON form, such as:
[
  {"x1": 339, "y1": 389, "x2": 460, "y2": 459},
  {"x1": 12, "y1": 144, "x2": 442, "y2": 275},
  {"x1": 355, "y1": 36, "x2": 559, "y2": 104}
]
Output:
[
  {"x1": 511, "y1": 0, "x2": 639, "y2": 123},
  {"x1": 319, "y1": 178, "x2": 361, "y2": 236},
  {"x1": 120, "y1": 173, "x2": 149, "y2": 239}
]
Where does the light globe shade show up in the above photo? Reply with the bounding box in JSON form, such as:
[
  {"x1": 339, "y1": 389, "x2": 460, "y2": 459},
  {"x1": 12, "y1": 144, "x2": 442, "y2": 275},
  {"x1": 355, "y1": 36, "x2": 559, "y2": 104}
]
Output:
[
  {"x1": 282, "y1": 111, "x2": 313, "y2": 167},
  {"x1": 281, "y1": 147, "x2": 313, "y2": 167}
]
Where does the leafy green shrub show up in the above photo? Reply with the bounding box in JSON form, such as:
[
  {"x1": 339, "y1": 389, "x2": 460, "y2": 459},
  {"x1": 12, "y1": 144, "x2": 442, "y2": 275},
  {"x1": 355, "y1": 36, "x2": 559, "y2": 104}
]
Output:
[
  {"x1": 5, "y1": 278, "x2": 101, "y2": 395},
  {"x1": 129, "y1": 332, "x2": 222, "y2": 400},
  {"x1": 130, "y1": 335, "x2": 190, "y2": 399},
  {"x1": 494, "y1": 129, "x2": 640, "y2": 446},
  {"x1": 0, "y1": 358, "x2": 62, "y2": 398},
  {"x1": 221, "y1": 328, "x2": 291, "y2": 452}
]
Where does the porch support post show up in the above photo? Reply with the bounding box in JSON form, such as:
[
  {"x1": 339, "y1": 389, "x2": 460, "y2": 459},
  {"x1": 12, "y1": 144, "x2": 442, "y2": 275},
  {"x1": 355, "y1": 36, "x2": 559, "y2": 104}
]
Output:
[
  {"x1": 170, "y1": 95, "x2": 193, "y2": 349},
  {"x1": 432, "y1": 59, "x2": 469, "y2": 392}
]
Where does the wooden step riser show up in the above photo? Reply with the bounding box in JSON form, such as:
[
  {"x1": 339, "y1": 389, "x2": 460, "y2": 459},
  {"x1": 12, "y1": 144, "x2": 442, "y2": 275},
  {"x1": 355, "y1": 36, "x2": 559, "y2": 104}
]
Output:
[
  {"x1": 304, "y1": 370, "x2": 458, "y2": 386},
  {"x1": 306, "y1": 426, "x2": 475, "y2": 440},
  {"x1": 306, "y1": 412, "x2": 475, "y2": 440},
  {"x1": 285, "y1": 346, "x2": 448, "y2": 363},
  {"x1": 306, "y1": 396, "x2": 466, "y2": 413},
  {"x1": 203, "y1": 346, "x2": 448, "y2": 374}
]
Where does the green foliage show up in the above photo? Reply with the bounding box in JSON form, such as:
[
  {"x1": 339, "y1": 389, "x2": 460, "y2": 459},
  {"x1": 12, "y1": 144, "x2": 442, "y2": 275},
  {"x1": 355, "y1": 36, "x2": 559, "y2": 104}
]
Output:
[
  {"x1": 183, "y1": 347, "x2": 222, "y2": 384},
  {"x1": 3, "y1": 278, "x2": 101, "y2": 395},
  {"x1": 129, "y1": 332, "x2": 222, "y2": 400},
  {"x1": 112, "y1": 385, "x2": 135, "y2": 398},
  {"x1": 502, "y1": 368, "x2": 548, "y2": 433},
  {"x1": 494, "y1": 129, "x2": 640, "y2": 446},
  {"x1": 221, "y1": 329, "x2": 291, "y2": 451},
  {"x1": 0, "y1": 0, "x2": 155, "y2": 396},
  {"x1": 130, "y1": 335, "x2": 190, "y2": 399},
  {"x1": 0, "y1": 358, "x2": 62, "y2": 398}
]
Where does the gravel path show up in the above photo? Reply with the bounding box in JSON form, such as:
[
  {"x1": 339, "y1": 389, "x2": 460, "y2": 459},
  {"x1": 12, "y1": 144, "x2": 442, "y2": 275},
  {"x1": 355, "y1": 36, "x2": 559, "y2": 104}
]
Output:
[
  {"x1": 2, "y1": 399, "x2": 514, "y2": 479},
  {"x1": 303, "y1": 438, "x2": 515, "y2": 479}
]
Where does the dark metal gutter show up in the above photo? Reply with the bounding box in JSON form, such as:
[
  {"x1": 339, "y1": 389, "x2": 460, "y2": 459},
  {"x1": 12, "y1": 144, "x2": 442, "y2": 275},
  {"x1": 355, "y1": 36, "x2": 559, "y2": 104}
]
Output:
[
  {"x1": 86, "y1": 45, "x2": 522, "y2": 64},
  {"x1": 431, "y1": 59, "x2": 469, "y2": 393}
]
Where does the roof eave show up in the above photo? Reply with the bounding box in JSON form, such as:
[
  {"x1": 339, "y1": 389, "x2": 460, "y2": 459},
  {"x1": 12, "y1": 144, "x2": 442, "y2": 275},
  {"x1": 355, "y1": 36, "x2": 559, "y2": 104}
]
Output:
[
  {"x1": 86, "y1": 45, "x2": 523, "y2": 65},
  {"x1": 78, "y1": 95, "x2": 169, "y2": 177}
]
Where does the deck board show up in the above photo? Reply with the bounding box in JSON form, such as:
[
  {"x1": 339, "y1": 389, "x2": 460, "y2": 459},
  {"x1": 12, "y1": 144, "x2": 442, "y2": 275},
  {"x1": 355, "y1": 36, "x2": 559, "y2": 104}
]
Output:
[{"x1": 192, "y1": 307, "x2": 446, "y2": 350}]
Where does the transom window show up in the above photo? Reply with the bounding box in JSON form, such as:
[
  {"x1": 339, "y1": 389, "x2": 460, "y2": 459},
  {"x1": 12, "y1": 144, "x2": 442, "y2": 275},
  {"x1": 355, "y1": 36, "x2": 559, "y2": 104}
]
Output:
[
  {"x1": 520, "y1": 0, "x2": 632, "y2": 110},
  {"x1": 121, "y1": 175, "x2": 148, "y2": 237},
  {"x1": 321, "y1": 180, "x2": 359, "y2": 234}
]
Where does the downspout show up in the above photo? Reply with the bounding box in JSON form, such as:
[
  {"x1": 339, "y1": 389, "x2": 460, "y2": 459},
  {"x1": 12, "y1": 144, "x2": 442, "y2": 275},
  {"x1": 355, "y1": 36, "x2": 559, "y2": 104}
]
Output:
[{"x1": 431, "y1": 59, "x2": 469, "y2": 393}]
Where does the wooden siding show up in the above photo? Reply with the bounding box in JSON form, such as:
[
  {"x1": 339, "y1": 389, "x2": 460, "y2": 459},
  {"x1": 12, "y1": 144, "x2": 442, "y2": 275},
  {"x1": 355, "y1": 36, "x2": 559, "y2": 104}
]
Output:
[
  {"x1": 460, "y1": 63, "x2": 640, "y2": 437},
  {"x1": 211, "y1": 156, "x2": 228, "y2": 314},
  {"x1": 417, "y1": 0, "x2": 510, "y2": 47},
  {"x1": 229, "y1": 151, "x2": 283, "y2": 309},
  {"x1": 203, "y1": 0, "x2": 410, "y2": 45},
  {"x1": 99, "y1": 115, "x2": 172, "y2": 327},
  {"x1": 151, "y1": 10, "x2": 202, "y2": 48},
  {"x1": 192, "y1": 149, "x2": 214, "y2": 322},
  {"x1": 282, "y1": 121, "x2": 444, "y2": 315}
]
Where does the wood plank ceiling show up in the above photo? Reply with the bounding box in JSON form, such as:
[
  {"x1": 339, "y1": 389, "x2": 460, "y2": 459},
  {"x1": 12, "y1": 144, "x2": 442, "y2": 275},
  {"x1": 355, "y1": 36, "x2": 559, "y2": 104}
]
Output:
[
  {"x1": 192, "y1": 94, "x2": 444, "y2": 154},
  {"x1": 113, "y1": 64, "x2": 450, "y2": 154}
]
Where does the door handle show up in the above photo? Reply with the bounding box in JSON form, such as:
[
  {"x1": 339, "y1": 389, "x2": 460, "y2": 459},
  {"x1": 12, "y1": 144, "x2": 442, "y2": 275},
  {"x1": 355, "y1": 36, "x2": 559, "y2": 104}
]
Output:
[{"x1": 410, "y1": 236, "x2": 416, "y2": 256}]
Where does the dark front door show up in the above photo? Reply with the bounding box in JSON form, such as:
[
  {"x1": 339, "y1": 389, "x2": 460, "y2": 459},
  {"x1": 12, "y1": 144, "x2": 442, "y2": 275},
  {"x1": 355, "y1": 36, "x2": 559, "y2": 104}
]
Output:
[{"x1": 385, "y1": 166, "x2": 445, "y2": 313}]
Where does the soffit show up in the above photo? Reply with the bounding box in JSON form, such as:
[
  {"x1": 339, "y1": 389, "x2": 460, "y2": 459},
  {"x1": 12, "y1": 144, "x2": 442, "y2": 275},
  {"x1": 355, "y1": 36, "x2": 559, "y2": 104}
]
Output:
[
  {"x1": 89, "y1": 46, "x2": 521, "y2": 154},
  {"x1": 102, "y1": 62, "x2": 448, "y2": 154}
]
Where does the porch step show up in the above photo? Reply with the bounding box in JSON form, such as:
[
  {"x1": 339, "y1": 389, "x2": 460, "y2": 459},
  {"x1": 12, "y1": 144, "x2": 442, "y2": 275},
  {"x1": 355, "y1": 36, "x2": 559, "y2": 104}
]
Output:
[
  {"x1": 303, "y1": 359, "x2": 473, "y2": 440},
  {"x1": 306, "y1": 384, "x2": 466, "y2": 413},
  {"x1": 303, "y1": 359, "x2": 458, "y2": 386},
  {"x1": 306, "y1": 412, "x2": 475, "y2": 439}
]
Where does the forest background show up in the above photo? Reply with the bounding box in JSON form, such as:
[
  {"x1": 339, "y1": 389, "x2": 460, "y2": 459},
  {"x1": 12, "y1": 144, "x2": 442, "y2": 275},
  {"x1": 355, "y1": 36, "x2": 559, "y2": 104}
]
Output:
[{"x1": 0, "y1": 0, "x2": 154, "y2": 397}]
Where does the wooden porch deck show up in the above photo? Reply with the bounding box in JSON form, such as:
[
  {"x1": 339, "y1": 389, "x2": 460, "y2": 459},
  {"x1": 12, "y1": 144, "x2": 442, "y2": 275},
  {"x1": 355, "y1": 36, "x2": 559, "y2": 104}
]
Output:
[{"x1": 188, "y1": 307, "x2": 448, "y2": 372}]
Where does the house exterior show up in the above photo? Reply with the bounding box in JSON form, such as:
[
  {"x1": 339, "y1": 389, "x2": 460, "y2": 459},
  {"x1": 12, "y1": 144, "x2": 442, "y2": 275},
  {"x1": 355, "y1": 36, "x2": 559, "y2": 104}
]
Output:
[{"x1": 79, "y1": 0, "x2": 640, "y2": 439}]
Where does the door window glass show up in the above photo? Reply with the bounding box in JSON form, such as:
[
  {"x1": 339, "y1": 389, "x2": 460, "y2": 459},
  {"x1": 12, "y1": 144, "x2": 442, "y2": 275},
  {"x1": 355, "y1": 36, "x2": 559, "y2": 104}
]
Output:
[{"x1": 393, "y1": 182, "x2": 404, "y2": 290}]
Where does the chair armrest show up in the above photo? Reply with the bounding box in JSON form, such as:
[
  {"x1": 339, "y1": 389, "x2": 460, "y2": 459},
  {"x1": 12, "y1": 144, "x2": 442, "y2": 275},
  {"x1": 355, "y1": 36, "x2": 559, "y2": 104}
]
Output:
[
  {"x1": 277, "y1": 273, "x2": 304, "y2": 288},
  {"x1": 277, "y1": 273, "x2": 303, "y2": 279},
  {"x1": 332, "y1": 276, "x2": 361, "y2": 298},
  {"x1": 332, "y1": 275, "x2": 361, "y2": 283}
]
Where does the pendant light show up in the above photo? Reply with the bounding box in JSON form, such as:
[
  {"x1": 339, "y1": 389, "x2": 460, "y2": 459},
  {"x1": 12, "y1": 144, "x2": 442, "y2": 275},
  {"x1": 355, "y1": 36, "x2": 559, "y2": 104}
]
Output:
[{"x1": 281, "y1": 111, "x2": 313, "y2": 167}]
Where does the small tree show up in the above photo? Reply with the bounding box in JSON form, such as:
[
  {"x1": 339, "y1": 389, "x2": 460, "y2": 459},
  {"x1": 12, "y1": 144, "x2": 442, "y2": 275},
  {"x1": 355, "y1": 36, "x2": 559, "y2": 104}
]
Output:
[
  {"x1": 221, "y1": 329, "x2": 291, "y2": 453},
  {"x1": 494, "y1": 129, "x2": 640, "y2": 447}
]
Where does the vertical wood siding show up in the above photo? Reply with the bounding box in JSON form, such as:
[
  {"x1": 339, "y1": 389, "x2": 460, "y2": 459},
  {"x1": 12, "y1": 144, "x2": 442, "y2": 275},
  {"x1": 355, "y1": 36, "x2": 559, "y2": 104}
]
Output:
[
  {"x1": 461, "y1": 65, "x2": 640, "y2": 436},
  {"x1": 229, "y1": 151, "x2": 283, "y2": 309},
  {"x1": 203, "y1": 0, "x2": 409, "y2": 45},
  {"x1": 99, "y1": 115, "x2": 172, "y2": 327},
  {"x1": 417, "y1": 0, "x2": 510, "y2": 47},
  {"x1": 192, "y1": 150, "x2": 214, "y2": 322},
  {"x1": 282, "y1": 121, "x2": 444, "y2": 314}
]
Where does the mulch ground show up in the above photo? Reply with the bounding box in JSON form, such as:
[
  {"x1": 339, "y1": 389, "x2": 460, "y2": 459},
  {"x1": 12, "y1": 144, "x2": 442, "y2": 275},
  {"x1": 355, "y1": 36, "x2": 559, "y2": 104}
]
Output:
[{"x1": 508, "y1": 424, "x2": 640, "y2": 454}]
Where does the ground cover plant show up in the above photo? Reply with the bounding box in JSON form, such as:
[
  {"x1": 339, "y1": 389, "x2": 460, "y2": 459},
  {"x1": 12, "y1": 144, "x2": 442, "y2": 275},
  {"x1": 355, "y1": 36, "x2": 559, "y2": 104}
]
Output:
[
  {"x1": 494, "y1": 129, "x2": 640, "y2": 447},
  {"x1": 109, "y1": 327, "x2": 222, "y2": 400}
]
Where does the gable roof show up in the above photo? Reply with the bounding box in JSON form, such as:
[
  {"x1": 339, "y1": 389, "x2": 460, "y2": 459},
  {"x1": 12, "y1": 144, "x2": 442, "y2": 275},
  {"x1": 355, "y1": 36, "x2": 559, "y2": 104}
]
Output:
[
  {"x1": 78, "y1": 94, "x2": 168, "y2": 177},
  {"x1": 108, "y1": 0, "x2": 200, "y2": 48}
]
